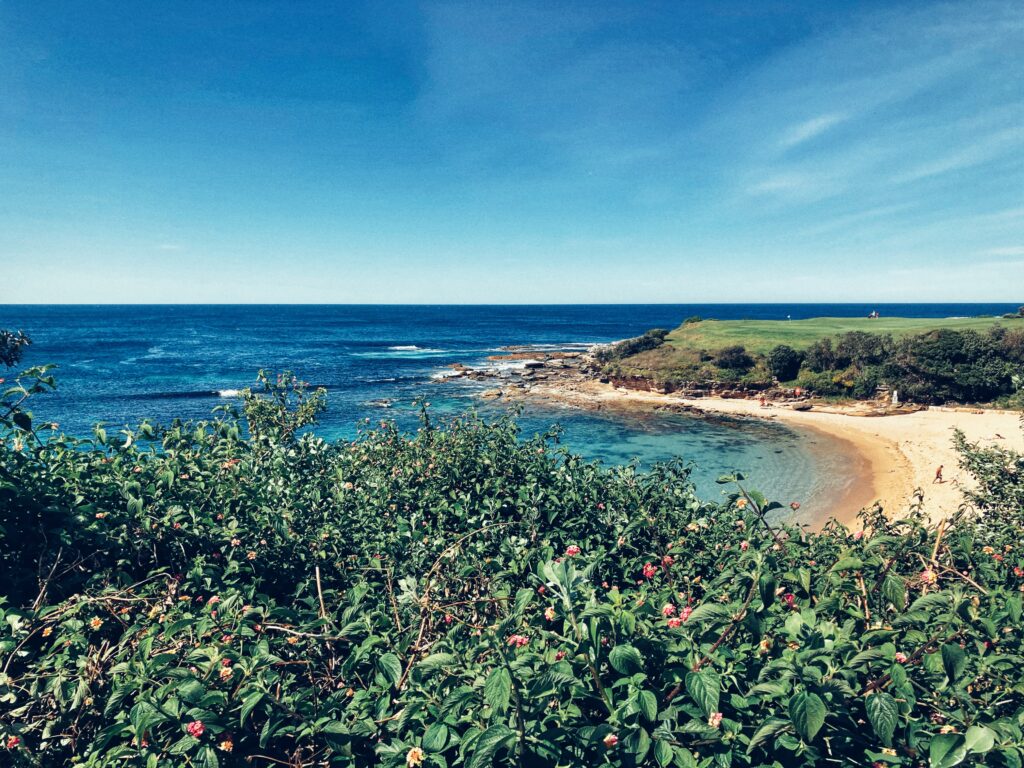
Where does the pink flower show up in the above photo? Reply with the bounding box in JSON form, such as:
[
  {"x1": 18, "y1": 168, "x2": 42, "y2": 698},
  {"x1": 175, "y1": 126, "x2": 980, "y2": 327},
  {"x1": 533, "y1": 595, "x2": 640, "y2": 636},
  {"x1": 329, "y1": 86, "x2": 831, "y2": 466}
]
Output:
[
  {"x1": 6, "y1": 736, "x2": 20, "y2": 749},
  {"x1": 444, "y1": 614, "x2": 453, "y2": 625},
  {"x1": 708, "y1": 711, "x2": 723, "y2": 729},
  {"x1": 186, "y1": 721, "x2": 205, "y2": 739},
  {"x1": 603, "y1": 733, "x2": 618, "y2": 748},
  {"x1": 544, "y1": 607, "x2": 556, "y2": 621},
  {"x1": 740, "y1": 541, "x2": 749, "y2": 551},
  {"x1": 782, "y1": 593, "x2": 796, "y2": 609},
  {"x1": 565, "y1": 544, "x2": 581, "y2": 557},
  {"x1": 666, "y1": 617, "x2": 682, "y2": 629},
  {"x1": 208, "y1": 596, "x2": 220, "y2": 606},
  {"x1": 662, "y1": 554, "x2": 674, "y2": 567},
  {"x1": 920, "y1": 569, "x2": 938, "y2": 585},
  {"x1": 507, "y1": 634, "x2": 529, "y2": 648},
  {"x1": 853, "y1": 530, "x2": 865, "y2": 540},
  {"x1": 642, "y1": 563, "x2": 657, "y2": 579},
  {"x1": 790, "y1": 501, "x2": 801, "y2": 510},
  {"x1": 662, "y1": 604, "x2": 676, "y2": 616},
  {"x1": 554, "y1": 650, "x2": 566, "y2": 661},
  {"x1": 894, "y1": 652, "x2": 908, "y2": 663},
  {"x1": 1014, "y1": 566, "x2": 1024, "y2": 578},
  {"x1": 597, "y1": 503, "x2": 605, "y2": 510},
  {"x1": 679, "y1": 606, "x2": 693, "y2": 622}
]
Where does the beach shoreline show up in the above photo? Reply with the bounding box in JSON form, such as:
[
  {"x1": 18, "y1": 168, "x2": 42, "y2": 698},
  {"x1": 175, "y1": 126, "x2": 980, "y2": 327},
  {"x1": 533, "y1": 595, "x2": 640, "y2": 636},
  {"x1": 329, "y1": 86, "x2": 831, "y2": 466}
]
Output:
[{"x1": 476, "y1": 374, "x2": 1023, "y2": 527}]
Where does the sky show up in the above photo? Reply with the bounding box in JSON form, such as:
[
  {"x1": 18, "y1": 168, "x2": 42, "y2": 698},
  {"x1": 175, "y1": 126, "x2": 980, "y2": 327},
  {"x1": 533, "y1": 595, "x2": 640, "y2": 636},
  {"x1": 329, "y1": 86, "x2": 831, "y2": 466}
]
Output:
[{"x1": 1, "y1": 0, "x2": 1022, "y2": 303}]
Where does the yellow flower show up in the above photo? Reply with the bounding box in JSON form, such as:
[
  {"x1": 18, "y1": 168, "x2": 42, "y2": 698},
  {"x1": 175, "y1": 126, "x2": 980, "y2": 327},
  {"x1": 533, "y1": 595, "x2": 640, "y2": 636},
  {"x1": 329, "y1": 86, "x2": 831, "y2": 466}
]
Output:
[
  {"x1": 218, "y1": 739, "x2": 233, "y2": 752},
  {"x1": 881, "y1": 747, "x2": 897, "y2": 755},
  {"x1": 939, "y1": 726, "x2": 956, "y2": 734},
  {"x1": 406, "y1": 746, "x2": 425, "y2": 766},
  {"x1": 286, "y1": 635, "x2": 299, "y2": 645},
  {"x1": 247, "y1": 551, "x2": 257, "y2": 561},
  {"x1": 736, "y1": 498, "x2": 748, "y2": 509},
  {"x1": 42, "y1": 626, "x2": 53, "y2": 637},
  {"x1": 89, "y1": 617, "x2": 103, "y2": 630}
]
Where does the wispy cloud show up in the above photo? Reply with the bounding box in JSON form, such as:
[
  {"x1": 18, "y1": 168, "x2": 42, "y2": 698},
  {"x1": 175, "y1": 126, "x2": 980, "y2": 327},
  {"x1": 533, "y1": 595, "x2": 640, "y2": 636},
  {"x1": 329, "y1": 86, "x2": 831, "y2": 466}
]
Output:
[
  {"x1": 892, "y1": 127, "x2": 1024, "y2": 184},
  {"x1": 780, "y1": 113, "x2": 846, "y2": 149}
]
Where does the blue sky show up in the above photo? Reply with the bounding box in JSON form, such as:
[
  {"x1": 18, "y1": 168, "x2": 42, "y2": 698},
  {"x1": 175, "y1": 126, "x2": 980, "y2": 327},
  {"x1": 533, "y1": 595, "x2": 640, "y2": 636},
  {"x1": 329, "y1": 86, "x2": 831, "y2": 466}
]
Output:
[{"x1": 2, "y1": 1, "x2": 1022, "y2": 303}]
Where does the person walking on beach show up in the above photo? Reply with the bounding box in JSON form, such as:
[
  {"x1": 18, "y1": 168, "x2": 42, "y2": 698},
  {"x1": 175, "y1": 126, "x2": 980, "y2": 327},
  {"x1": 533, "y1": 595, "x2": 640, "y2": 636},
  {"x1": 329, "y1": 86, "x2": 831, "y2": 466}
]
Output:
[{"x1": 934, "y1": 465, "x2": 944, "y2": 484}]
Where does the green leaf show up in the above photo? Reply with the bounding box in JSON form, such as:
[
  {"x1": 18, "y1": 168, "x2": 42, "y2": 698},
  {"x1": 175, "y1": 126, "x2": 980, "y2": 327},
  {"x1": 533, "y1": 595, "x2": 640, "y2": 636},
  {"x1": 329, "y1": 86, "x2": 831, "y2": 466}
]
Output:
[
  {"x1": 422, "y1": 722, "x2": 449, "y2": 753},
  {"x1": 377, "y1": 652, "x2": 402, "y2": 687},
  {"x1": 637, "y1": 690, "x2": 658, "y2": 722},
  {"x1": 788, "y1": 691, "x2": 826, "y2": 742},
  {"x1": 12, "y1": 411, "x2": 31, "y2": 432},
  {"x1": 418, "y1": 653, "x2": 458, "y2": 672},
  {"x1": 962, "y1": 725, "x2": 995, "y2": 755},
  {"x1": 930, "y1": 733, "x2": 967, "y2": 768},
  {"x1": 759, "y1": 574, "x2": 777, "y2": 609},
  {"x1": 882, "y1": 574, "x2": 907, "y2": 609},
  {"x1": 654, "y1": 739, "x2": 673, "y2": 767},
  {"x1": 941, "y1": 644, "x2": 966, "y2": 682},
  {"x1": 747, "y1": 717, "x2": 791, "y2": 753},
  {"x1": 829, "y1": 557, "x2": 863, "y2": 572},
  {"x1": 484, "y1": 667, "x2": 512, "y2": 714},
  {"x1": 865, "y1": 692, "x2": 899, "y2": 746},
  {"x1": 624, "y1": 728, "x2": 651, "y2": 761},
  {"x1": 685, "y1": 669, "x2": 720, "y2": 717},
  {"x1": 609, "y1": 644, "x2": 644, "y2": 675},
  {"x1": 240, "y1": 692, "x2": 264, "y2": 727},
  {"x1": 467, "y1": 724, "x2": 514, "y2": 768},
  {"x1": 440, "y1": 686, "x2": 476, "y2": 719},
  {"x1": 686, "y1": 603, "x2": 732, "y2": 625}
]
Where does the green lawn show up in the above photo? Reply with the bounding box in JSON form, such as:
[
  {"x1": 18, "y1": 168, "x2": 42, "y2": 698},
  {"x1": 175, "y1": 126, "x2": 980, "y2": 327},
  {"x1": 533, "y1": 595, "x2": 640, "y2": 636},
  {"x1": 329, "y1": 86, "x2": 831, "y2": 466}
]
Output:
[{"x1": 664, "y1": 315, "x2": 1022, "y2": 355}]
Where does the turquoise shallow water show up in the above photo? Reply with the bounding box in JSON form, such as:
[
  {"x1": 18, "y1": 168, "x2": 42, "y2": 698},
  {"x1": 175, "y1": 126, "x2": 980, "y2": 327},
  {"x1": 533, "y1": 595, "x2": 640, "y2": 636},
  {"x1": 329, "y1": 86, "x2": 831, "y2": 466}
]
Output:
[{"x1": 2, "y1": 304, "x2": 1007, "y2": 520}]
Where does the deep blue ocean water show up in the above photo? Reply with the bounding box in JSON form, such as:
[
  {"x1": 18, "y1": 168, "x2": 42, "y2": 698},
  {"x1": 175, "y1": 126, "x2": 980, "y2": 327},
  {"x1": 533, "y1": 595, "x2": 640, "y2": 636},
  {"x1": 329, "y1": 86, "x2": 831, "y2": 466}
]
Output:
[{"x1": 1, "y1": 304, "x2": 1018, "y2": 515}]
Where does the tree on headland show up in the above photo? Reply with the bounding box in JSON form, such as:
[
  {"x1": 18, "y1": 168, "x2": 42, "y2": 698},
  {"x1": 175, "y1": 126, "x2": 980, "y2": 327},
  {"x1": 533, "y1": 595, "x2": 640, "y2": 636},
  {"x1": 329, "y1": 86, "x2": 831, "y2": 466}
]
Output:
[{"x1": 766, "y1": 344, "x2": 803, "y2": 381}]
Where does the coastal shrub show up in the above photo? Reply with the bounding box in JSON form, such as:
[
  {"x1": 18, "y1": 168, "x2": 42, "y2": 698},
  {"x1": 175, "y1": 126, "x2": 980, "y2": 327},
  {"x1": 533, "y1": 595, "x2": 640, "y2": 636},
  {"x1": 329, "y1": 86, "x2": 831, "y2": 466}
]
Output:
[
  {"x1": 835, "y1": 331, "x2": 894, "y2": 367},
  {"x1": 713, "y1": 345, "x2": 753, "y2": 371},
  {"x1": 766, "y1": 345, "x2": 803, "y2": 382},
  {"x1": 3, "y1": 367, "x2": 1024, "y2": 767},
  {"x1": 597, "y1": 329, "x2": 670, "y2": 364}
]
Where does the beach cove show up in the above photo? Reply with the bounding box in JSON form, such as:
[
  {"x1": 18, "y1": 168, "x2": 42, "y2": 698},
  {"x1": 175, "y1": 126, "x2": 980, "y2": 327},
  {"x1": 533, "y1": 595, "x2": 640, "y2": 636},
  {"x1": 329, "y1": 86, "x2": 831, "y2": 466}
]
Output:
[{"x1": 458, "y1": 359, "x2": 1024, "y2": 527}]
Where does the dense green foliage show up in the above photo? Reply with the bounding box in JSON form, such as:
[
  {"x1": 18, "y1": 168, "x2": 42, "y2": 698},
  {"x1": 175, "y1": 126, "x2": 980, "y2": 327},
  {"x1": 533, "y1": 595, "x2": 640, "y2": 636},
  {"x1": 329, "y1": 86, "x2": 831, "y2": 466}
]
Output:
[
  {"x1": 597, "y1": 330, "x2": 671, "y2": 364},
  {"x1": 766, "y1": 346, "x2": 803, "y2": 383},
  {"x1": 605, "y1": 320, "x2": 1024, "y2": 405},
  {"x1": 794, "y1": 327, "x2": 1024, "y2": 403},
  {"x1": 3, "y1": 366, "x2": 1024, "y2": 767}
]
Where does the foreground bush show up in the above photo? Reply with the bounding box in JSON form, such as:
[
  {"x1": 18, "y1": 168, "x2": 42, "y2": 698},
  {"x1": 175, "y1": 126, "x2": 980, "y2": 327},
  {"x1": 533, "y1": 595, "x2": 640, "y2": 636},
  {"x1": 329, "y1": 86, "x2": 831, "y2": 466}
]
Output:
[{"x1": 2, "y1": 368, "x2": 1024, "y2": 767}]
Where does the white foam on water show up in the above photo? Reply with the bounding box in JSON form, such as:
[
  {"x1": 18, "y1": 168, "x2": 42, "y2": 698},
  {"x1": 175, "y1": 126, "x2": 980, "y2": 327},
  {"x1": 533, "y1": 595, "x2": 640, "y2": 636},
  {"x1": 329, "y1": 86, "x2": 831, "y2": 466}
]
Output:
[{"x1": 218, "y1": 389, "x2": 242, "y2": 397}]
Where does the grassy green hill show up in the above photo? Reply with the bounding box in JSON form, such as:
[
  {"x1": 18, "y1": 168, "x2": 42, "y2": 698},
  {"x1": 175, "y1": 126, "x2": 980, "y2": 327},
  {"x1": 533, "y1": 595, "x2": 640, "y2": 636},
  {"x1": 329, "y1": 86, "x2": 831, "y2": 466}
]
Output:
[{"x1": 664, "y1": 316, "x2": 1021, "y2": 356}]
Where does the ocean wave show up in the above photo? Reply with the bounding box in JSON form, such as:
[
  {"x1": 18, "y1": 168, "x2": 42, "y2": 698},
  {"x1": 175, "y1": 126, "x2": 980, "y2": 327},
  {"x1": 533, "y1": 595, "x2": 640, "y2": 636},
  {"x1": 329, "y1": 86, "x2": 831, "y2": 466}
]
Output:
[
  {"x1": 353, "y1": 348, "x2": 448, "y2": 359},
  {"x1": 388, "y1": 345, "x2": 423, "y2": 351}
]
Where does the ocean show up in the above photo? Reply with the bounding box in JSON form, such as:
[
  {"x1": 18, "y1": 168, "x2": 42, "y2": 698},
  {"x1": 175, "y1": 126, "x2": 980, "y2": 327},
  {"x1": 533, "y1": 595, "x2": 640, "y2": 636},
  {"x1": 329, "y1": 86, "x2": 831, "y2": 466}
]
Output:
[{"x1": 1, "y1": 304, "x2": 1018, "y2": 514}]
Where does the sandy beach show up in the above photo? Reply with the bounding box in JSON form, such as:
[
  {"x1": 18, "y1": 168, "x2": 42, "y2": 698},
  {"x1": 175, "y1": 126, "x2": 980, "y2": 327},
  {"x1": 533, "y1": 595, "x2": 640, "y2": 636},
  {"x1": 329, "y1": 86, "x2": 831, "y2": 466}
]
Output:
[{"x1": 500, "y1": 378, "x2": 1024, "y2": 527}]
